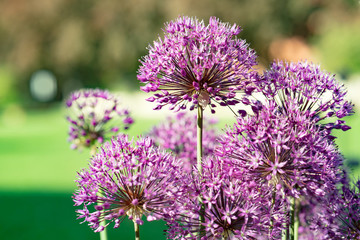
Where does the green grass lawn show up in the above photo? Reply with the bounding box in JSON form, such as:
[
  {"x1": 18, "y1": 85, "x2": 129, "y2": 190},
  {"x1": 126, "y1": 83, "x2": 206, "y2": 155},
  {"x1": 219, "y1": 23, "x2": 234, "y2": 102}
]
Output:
[
  {"x1": 0, "y1": 106, "x2": 359, "y2": 239},
  {"x1": 0, "y1": 191, "x2": 167, "y2": 240},
  {"x1": 0, "y1": 106, "x2": 168, "y2": 240},
  {"x1": 0, "y1": 107, "x2": 161, "y2": 192}
]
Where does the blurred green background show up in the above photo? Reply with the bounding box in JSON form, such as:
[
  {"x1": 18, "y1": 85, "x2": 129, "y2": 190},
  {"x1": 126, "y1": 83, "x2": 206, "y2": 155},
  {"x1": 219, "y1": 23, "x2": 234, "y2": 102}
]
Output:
[{"x1": 1, "y1": 0, "x2": 360, "y2": 239}]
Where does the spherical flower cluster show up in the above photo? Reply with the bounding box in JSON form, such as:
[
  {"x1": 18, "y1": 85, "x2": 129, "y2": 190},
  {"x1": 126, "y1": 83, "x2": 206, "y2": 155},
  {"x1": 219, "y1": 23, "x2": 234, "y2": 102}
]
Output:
[
  {"x1": 319, "y1": 180, "x2": 360, "y2": 239},
  {"x1": 147, "y1": 112, "x2": 218, "y2": 171},
  {"x1": 293, "y1": 196, "x2": 335, "y2": 240},
  {"x1": 337, "y1": 182, "x2": 360, "y2": 239},
  {"x1": 73, "y1": 135, "x2": 183, "y2": 232},
  {"x1": 166, "y1": 156, "x2": 285, "y2": 239},
  {"x1": 66, "y1": 89, "x2": 133, "y2": 150},
  {"x1": 256, "y1": 60, "x2": 353, "y2": 134},
  {"x1": 138, "y1": 16, "x2": 258, "y2": 113},
  {"x1": 216, "y1": 101, "x2": 344, "y2": 198}
]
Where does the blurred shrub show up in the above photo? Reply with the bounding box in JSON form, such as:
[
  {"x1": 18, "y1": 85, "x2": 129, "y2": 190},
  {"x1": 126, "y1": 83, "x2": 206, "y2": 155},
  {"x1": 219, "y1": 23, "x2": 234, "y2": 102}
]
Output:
[
  {"x1": 313, "y1": 21, "x2": 360, "y2": 76},
  {"x1": 0, "y1": 66, "x2": 18, "y2": 106},
  {"x1": 0, "y1": 0, "x2": 358, "y2": 104}
]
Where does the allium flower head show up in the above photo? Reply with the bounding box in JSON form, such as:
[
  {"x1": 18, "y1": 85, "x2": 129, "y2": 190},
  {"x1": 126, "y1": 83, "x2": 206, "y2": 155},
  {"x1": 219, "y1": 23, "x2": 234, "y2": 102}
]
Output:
[
  {"x1": 73, "y1": 135, "x2": 183, "y2": 232},
  {"x1": 138, "y1": 16, "x2": 258, "y2": 113},
  {"x1": 256, "y1": 60, "x2": 353, "y2": 133},
  {"x1": 148, "y1": 112, "x2": 218, "y2": 171},
  {"x1": 321, "y1": 180, "x2": 360, "y2": 239},
  {"x1": 293, "y1": 196, "x2": 336, "y2": 240},
  {"x1": 217, "y1": 102, "x2": 344, "y2": 198},
  {"x1": 338, "y1": 183, "x2": 360, "y2": 239},
  {"x1": 166, "y1": 156, "x2": 284, "y2": 239},
  {"x1": 66, "y1": 89, "x2": 133, "y2": 150}
]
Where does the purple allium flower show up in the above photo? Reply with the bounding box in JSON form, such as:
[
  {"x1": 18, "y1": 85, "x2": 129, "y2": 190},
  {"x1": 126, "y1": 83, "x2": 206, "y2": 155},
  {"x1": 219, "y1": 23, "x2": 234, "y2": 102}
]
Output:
[
  {"x1": 73, "y1": 135, "x2": 183, "y2": 232},
  {"x1": 291, "y1": 196, "x2": 334, "y2": 240},
  {"x1": 147, "y1": 112, "x2": 218, "y2": 171},
  {"x1": 216, "y1": 101, "x2": 344, "y2": 198},
  {"x1": 319, "y1": 180, "x2": 360, "y2": 239},
  {"x1": 66, "y1": 89, "x2": 133, "y2": 151},
  {"x1": 256, "y1": 60, "x2": 353, "y2": 133},
  {"x1": 137, "y1": 16, "x2": 258, "y2": 113},
  {"x1": 337, "y1": 182, "x2": 360, "y2": 239},
  {"x1": 166, "y1": 156, "x2": 284, "y2": 239}
]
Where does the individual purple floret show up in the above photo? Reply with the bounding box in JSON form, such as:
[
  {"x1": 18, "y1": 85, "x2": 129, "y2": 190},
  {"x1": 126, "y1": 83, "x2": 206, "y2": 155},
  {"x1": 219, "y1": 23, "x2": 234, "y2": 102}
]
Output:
[
  {"x1": 256, "y1": 60, "x2": 353, "y2": 134},
  {"x1": 137, "y1": 16, "x2": 258, "y2": 113},
  {"x1": 73, "y1": 135, "x2": 184, "y2": 232},
  {"x1": 65, "y1": 89, "x2": 133, "y2": 151},
  {"x1": 166, "y1": 156, "x2": 285, "y2": 239},
  {"x1": 216, "y1": 101, "x2": 344, "y2": 198},
  {"x1": 147, "y1": 112, "x2": 218, "y2": 171}
]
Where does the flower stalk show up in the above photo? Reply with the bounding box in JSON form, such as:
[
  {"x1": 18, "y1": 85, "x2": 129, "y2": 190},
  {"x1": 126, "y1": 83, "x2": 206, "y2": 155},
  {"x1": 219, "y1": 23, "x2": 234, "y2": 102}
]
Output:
[
  {"x1": 94, "y1": 150, "x2": 108, "y2": 240},
  {"x1": 100, "y1": 225, "x2": 108, "y2": 240},
  {"x1": 290, "y1": 198, "x2": 299, "y2": 240},
  {"x1": 98, "y1": 190, "x2": 108, "y2": 240},
  {"x1": 197, "y1": 106, "x2": 205, "y2": 240},
  {"x1": 134, "y1": 221, "x2": 140, "y2": 240},
  {"x1": 197, "y1": 106, "x2": 204, "y2": 175}
]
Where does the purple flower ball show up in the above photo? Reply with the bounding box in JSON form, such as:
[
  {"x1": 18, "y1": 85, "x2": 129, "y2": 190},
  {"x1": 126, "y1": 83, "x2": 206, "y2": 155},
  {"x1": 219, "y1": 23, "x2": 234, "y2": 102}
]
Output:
[
  {"x1": 256, "y1": 60, "x2": 353, "y2": 133},
  {"x1": 147, "y1": 112, "x2": 219, "y2": 171},
  {"x1": 166, "y1": 156, "x2": 285, "y2": 239},
  {"x1": 319, "y1": 179, "x2": 360, "y2": 239},
  {"x1": 138, "y1": 16, "x2": 258, "y2": 113},
  {"x1": 73, "y1": 135, "x2": 184, "y2": 232},
  {"x1": 65, "y1": 89, "x2": 133, "y2": 151},
  {"x1": 217, "y1": 101, "x2": 344, "y2": 198}
]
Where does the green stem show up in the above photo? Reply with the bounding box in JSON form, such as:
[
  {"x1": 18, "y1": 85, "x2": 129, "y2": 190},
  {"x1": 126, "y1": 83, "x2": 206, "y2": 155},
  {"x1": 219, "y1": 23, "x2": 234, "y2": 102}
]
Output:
[
  {"x1": 197, "y1": 106, "x2": 203, "y2": 175},
  {"x1": 282, "y1": 197, "x2": 289, "y2": 240},
  {"x1": 98, "y1": 190, "x2": 108, "y2": 240},
  {"x1": 197, "y1": 106, "x2": 204, "y2": 240},
  {"x1": 92, "y1": 147, "x2": 107, "y2": 240},
  {"x1": 100, "y1": 226, "x2": 108, "y2": 240},
  {"x1": 294, "y1": 216, "x2": 299, "y2": 240},
  {"x1": 134, "y1": 221, "x2": 140, "y2": 240},
  {"x1": 291, "y1": 198, "x2": 299, "y2": 240}
]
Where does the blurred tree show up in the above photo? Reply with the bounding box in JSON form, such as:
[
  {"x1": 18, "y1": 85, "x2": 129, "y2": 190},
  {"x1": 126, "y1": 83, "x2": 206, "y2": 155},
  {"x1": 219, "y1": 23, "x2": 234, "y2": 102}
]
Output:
[
  {"x1": 313, "y1": 21, "x2": 360, "y2": 77},
  {"x1": 0, "y1": 0, "x2": 357, "y2": 104}
]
